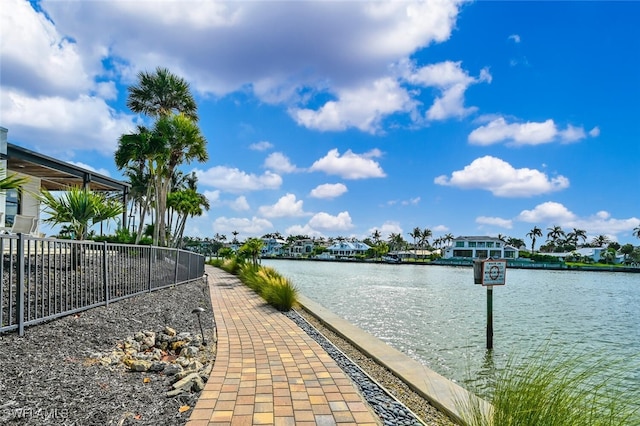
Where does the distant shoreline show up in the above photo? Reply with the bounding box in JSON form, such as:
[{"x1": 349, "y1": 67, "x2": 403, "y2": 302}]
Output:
[{"x1": 261, "y1": 256, "x2": 640, "y2": 273}]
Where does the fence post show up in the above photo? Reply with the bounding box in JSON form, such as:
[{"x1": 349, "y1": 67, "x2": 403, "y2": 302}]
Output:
[
  {"x1": 174, "y1": 249, "x2": 179, "y2": 285},
  {"x1": 17, "y1": 233, "x2": 25, "y2": 336},
  {"x1": 103, "y1": 242, "x2": 109, "y2": 306},
  {"x1": 148, "y1": 246, "x2": 153, "y2": 293}
]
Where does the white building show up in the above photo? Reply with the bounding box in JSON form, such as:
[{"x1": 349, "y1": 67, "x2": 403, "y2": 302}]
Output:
[
  {"x1": 443, "y1": 236, "x2": 519, "y2": 259},
  {"x1": 326, "y1": 241, "x2": 370, "y2": 258},
  {"x1": 287, "y1": 239, "x2": 315, "y2": 257},
  {"x1": 261, "y1": 237, "x2": 286, "y2": 257}
]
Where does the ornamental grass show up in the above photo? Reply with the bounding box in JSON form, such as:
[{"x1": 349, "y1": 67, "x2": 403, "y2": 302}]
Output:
[{"x1": 458, "y1": 344, "x2": 640, "y2": 426}]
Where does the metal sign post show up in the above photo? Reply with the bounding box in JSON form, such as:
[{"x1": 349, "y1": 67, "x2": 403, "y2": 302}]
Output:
[{"x1": 474, "y1": 259, "x2": 506, "y2": 350}]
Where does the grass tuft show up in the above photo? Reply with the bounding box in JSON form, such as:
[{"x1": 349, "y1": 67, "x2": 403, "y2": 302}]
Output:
[{"x1": 458, "y1": 344, "x2": 640, "y2": 426}]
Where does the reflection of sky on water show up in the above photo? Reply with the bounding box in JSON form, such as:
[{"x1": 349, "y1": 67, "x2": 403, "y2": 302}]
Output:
[{"x1": 264, "y1": 260, "x2": 640, "y2": 398}]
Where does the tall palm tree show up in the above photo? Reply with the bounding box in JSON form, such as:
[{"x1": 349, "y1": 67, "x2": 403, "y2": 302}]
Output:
[
  {"x1": 421, "y1": 228, "x2": 432, "y2": 248},
  {"x1": 444, "y1": 233, "x2": 454, "y2": 247},
  {"x1": 546, "y1": 225, "x2": 565, "y2": 244},
  {"x1": 409, "y1": 227, "x2": 421, "y2": 261},
  {"x1": 591, "y1": 234, "x2": 610, "y2": 247},
  {"x1": 127, "y1": 67, "x2": 198, "y2": 121},
  {"x1": 633, "y1": 224, "x2": 640, "y2": 240},
  {"x1": 168, "y1": 187, "x2": 210, "y2": 247},
  {"x1": 526, "y1": 226, "x2": 543, "y2": 253},
  {"x1": 566, "y1": 228, "x2": 587, "y2": 247}
]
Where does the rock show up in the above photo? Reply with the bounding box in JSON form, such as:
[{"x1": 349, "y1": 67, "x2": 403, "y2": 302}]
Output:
[
  {"x1": 149, "y1": 362, "x2": 166, "y2": 372},
  {"x1": 191, "y1": 376, "x2": 205, "y2": 392},
  {"x1": 187, "y1": 360, "x2": 203, "y2": 371},
  {"x1": 133, "y1": 332, "x2": 145, "y2": 342},
  {"x1": 163, "y1": 363, "x2": 183, "y2": 376},
  {"x1": 181, "y1": 346, "x2": 199, "y2": 358},
  {"x1": 164, "y1": 326, "x2": 177, "y2": 337},
  {"x1": 172, "y1": 372, "x2": 200, "y2": 391},
  {"x1": 166, "y1": 388, "x2": 185, "y2": 397},
  {"x1": 129, "y1": 360, "x2": 153, "y2": 372}
]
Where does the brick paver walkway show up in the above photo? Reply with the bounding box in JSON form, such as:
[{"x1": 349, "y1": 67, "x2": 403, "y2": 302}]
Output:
[{"x1": 186, "y1": 266, "x2": 380, "y2": 426}]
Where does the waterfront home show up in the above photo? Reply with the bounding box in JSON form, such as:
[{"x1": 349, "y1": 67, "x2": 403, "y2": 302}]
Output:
[
  {"x1": 261, "y1": 236, "x2": 286, "y2": 257},
  {"x1": 545, "y1": 247, "x2": 625, "y2": 264},
  {"x1": 391, "y1": 249, "x2": 438, "y2": 261},
  {"x1": 443, "y1": 236, "x2": 519, "y2": 259},
  {"x1": 326, "y1": 240, "x2": 370, "y2": 259},
  {"x1": 287, "y1": 239, "x2": 315, "y2": 257}
]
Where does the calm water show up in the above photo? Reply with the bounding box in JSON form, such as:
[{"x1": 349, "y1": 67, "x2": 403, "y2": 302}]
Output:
[{"x1": 262, "y1": 259, "x2": 640, "y2": 396}]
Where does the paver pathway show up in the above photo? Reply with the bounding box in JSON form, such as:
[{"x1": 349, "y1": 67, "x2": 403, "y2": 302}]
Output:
[{"x1": 187, "y1": 266, "x2": 380, "y2": 426}]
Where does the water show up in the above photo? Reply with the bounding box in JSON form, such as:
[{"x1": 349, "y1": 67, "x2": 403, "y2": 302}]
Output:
[{"x1": 262, "y1": 260, "x2": 640, "y2": 397}]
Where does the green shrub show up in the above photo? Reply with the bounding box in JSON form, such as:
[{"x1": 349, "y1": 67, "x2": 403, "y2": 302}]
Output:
[
  {"x1": 459, "y1": 345, "x2": 640, "y2": 426},
  {"x1": 262, "y1": 275, "x2": 298, "y2": 312}
]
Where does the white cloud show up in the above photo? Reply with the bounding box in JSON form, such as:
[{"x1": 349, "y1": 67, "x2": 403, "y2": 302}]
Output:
[
  {"x1": 249, "y1": 141, "x2": 274, "y2": 151},
  {"x1": 309, "y1": 183, "x2": 348, "y2": 199},
  {"x1": 229, "y1": 196, "x2": 250, "y2": 211},
  {"x1": 589, "y1": 126, "x2": 601, "y2": 137},
  {"x1": 515, "y1": 203, "x2": 640, "y2": 238},
  {"x1": 309, "y1": 149, "x2": 386, "y2": 180},
  {"x1": 434, "y1": 156, "x2": 570, "y2": 197},
  {"x1": 284, "y1": 224, "x2": 326, "y2": 239},
  {"x1": 212, "y1": 216, "x2": 273, "y2": 237},
  {"x1": 264, "y1": 152, "x2": 298, "y2": 173},
  {"x1": 0, "y1": 0, "x2": 93, "y2": 97},
  {"x1": 195, "y1": 166, "x2": 282, "y2": 193},
  {"x1": 369, "y1": 221, "x2": 403, "y2": 239},
  {"x1": 258, "y1": 194, "x2": 308, "y2": 218},
  {"x1": 68, "y1": 162, "x2": 111, "y2": 177},
  {"x1": 516, "y1": 202, "x2": 577, "y2": 223},
  {"x1": 307, "y1": 211, "x2": 354, "y2": 231},
  {"x1": 476, "y1": 216, "x2": 513, "y2": 229},
  {"x1": 404, "y1": 61, "x2": 491, "y2": 121},
  {"x1": 291, "y1": 77, "x2": 415, "y2": 133},
  {"x1": 0, "y1": 89, "x2": 136, "y2": 156},
  {"x1": 401, "y1": 197, "x2": 421, "y2": 206},
  {"x1": 468, "y1": 117, "x2": 592, "y2": 146},
  {"x1": 508, "y1": 34, "x2": 521, "y2": 43},
  {"x1": 432, "y1": 225, "x2": 449, "y2": 233}
]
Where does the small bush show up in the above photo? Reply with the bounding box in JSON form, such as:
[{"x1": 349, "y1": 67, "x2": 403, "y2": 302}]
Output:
[{"x1": 262, "y1": 275, "x2": 298, "y2": 312}]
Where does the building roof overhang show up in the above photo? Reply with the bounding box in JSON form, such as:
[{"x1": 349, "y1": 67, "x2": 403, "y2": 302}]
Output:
[{"x1": 4, "y1": 143, "x2": 129, "y2": 193}]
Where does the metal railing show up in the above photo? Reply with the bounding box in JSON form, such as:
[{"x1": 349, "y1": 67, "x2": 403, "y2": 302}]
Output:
[{"x1": 1, "y1": 233, "x2": 205, "y2": 335}]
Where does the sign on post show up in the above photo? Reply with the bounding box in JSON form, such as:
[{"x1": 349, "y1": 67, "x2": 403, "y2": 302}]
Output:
[
  {"x1": 473, "y1": 258, "x2": 507, "y2": 350},
  {"x1": 481, "y1": 260, "x2": 506, "y2": 286}
]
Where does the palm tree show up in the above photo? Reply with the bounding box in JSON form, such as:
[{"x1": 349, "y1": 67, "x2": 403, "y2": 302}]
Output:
[
  {"x1": 421, "y1": 228, "x2": 432, "y2": 249},
  {"x1": 40, "y1": 187, "x2": 123, "y2": 240},
  {"x1": 240, "y1": 238, "x2": 264, "y2": 267},
  {"x1": 0, "y1": 168, "x2": 28, "y2": 191},
  {"x1": 168, "y1": 187, "x2": 210, "y2": 247},
  {"x1": 409, "y1": 227, "x2": 421, "y2": 261},
  {"x1": 633, "y1": 224, "x2": 640, "y2": 240},
  {"x1": 546, "y1": 225, "x2": 565, "y2": 244},
  {"x1": 443, "y1": 233, "x2": 454, "y2": 247},
  {"x1": 127, "y1": 67, "x2": 198, "y2": 121},
  {"x1": 124, "y1": 68, "x2": 206, "y2": 246},
  {"x1": 566, "y1": 228, "x2": 587, "y2": 247},
  {"x1": 526, "y1": 226, "x2": 543, "y2": 253},
  {"x1": 232, "y1": 230, "x2": 240, "y2": 244},
  {"x1": 591, "y1": 234, "x2": 610, "y2": 247}
]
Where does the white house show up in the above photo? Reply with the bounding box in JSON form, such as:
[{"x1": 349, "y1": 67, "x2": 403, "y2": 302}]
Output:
[
  {"x1": 326, "y1": 241, "x2": 370, "y2": 258},
  {"x1": 287, "y1": 239, "x2": 315, "y2": 257},
  {"x1": 544, "y1": 247, "x2": 625, "y2": 264},
  {"x1": 261, "y1": 237, "x2": 286, "y2": 257},
  {"x1": 443, "y1": 236, "x2": 519, "y2": 259}
]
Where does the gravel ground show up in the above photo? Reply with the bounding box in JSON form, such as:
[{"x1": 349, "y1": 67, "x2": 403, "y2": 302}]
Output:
[
  {"x1": 0, "y1": 274, "x2": 456, "y2": 426},
  {"x1": 0, "y1": 278, "x2": 215, "y2": 426}
]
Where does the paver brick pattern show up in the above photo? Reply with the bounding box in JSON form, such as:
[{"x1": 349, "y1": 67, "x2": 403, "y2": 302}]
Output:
[{"x1": 187, "y1": 266, "x2": 380, "y2": 426}]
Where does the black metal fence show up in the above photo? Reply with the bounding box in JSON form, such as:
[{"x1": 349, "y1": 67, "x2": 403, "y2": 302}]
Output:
[{"x1": 1, "y1": 234, "x2": 205, "y2": 335}]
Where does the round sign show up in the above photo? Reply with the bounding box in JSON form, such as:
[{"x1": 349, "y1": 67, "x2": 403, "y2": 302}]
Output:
[{"x1": 489, "y1": 265, "x2": 500, "y2": 280}]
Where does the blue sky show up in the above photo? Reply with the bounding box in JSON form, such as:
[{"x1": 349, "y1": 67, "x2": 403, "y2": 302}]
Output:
[{"x1": 1, "y1": 0, "x2": 639, "y2": 245}]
